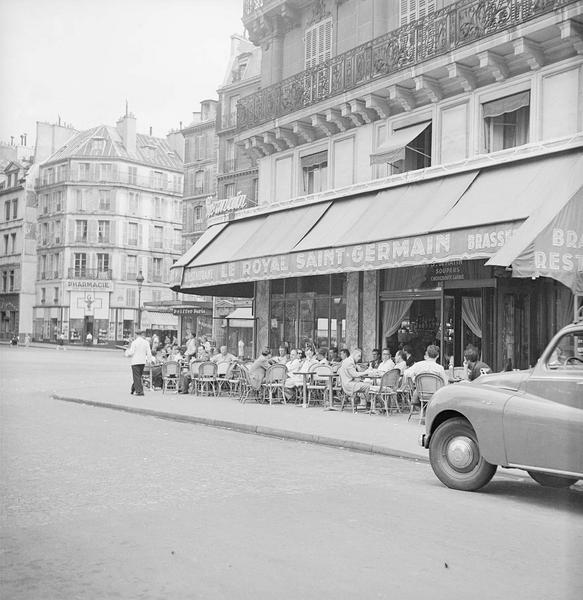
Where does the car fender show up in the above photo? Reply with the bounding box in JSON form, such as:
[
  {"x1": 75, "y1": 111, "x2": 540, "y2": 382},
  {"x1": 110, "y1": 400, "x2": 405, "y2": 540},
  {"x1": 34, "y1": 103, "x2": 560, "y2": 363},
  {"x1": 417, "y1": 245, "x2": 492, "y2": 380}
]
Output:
[{"x1": 425, "y1": 381, "x2": 512, "y2": 467}]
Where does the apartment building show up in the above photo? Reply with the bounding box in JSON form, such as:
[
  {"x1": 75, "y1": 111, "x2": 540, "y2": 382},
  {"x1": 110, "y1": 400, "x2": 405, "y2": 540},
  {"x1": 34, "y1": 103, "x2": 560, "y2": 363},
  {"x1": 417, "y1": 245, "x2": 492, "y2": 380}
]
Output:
[
  {"x1": 173, "y1": 0, "x2": 583, "y2": 368},
  {"x1": 34, "y1": 113, "x2": 183, "y2": 344}
]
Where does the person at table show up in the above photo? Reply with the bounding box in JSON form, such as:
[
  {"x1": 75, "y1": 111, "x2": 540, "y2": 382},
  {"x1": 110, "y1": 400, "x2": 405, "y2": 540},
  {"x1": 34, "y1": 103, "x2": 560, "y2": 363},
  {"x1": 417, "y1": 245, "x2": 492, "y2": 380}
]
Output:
[
  {"x1": 284, "y1": 348, "x2": 317, "y2": 401},
  {"x1": 328, "y1": 347, "x2": 342, "y2": 365},
  {"x1": 404, "y1": 344, "x2": 448, "y2": 407},
  {"x1": 402, "y1": 345, "x2": 415, "y2": 368},
  {"x1": 315, "y1": 349, "x2": 329, "y2": 364},
  {"x1": 149, "y1": 349, "x2": 166, "y2": 389},
  {"x1": 394, "y1": 350, "x2": 407, "y2": 374},
  {"x1": 249, "y1": 348, "x2": 274, "y2": 390},
  {"x1": 338, "y1": 348, "x2": 371, "y2": 409},
  {"x1": 212, "y1": 345, "x2": 236, "y2": 375},
  {"x1": 286, "y1": 349, "x2": 302, "y2": 373},
  {"x1": 378, "y1": 348, "x2": 396, "y2": 372},
  {"x1": 463, "y1": 347, "x2": 492, "y2": 381},
  {"x1": 184, "y1": 332, "x2": 197, "y2": 360},
  {"x1": 273, "y1": 346, "x2": 289, "y2": 365},
  {"x1": 369, "y1": 348, "x2": 381, "y2": 370}
]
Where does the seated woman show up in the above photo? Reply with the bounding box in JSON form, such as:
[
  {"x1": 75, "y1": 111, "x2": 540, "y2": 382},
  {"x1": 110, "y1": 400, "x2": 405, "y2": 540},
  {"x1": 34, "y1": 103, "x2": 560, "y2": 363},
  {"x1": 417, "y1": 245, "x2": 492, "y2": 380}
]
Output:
[
  {"x1": 149, "y1": 350, "x2": 165, "y2": 389},
  {"x1": 284, "y1": 347, "x2": 318, "y2": 401}
]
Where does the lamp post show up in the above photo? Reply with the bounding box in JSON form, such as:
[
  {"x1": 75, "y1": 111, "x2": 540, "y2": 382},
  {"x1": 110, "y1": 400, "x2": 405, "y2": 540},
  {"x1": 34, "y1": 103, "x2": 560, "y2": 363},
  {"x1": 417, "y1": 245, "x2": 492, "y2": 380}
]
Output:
[{"x1": 136, "y1": 270, "x2": 144, "y2": 331}]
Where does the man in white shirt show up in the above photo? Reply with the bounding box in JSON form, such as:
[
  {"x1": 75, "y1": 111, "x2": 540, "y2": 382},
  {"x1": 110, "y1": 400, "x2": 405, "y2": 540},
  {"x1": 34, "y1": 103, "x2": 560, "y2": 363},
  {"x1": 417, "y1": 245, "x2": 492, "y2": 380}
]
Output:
[
  {"x1": 377, "y1": 348, "x2": 396, "y2": 373},
  {"x1": 404, "y1": 344, "x2": 448, "y2": 405},
  {"x1": 184, "y1": 332, "x2": 197, "y2": 359},
  {"x1": 338, "y1": 348, "x2": 370, "y2": 408},
  {"x1": 212, "y1": 345, "x2": 236, "y2": 375},
  {"x1": 125, "y1": 329, "x2": 153, "y2": 396}
]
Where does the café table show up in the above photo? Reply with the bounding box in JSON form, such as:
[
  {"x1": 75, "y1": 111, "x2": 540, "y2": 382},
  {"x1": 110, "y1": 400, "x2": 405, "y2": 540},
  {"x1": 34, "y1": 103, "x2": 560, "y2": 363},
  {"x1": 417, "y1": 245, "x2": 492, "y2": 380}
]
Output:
[{"x1": 292, "y1": 371, "x2": 314, "y2": 408}]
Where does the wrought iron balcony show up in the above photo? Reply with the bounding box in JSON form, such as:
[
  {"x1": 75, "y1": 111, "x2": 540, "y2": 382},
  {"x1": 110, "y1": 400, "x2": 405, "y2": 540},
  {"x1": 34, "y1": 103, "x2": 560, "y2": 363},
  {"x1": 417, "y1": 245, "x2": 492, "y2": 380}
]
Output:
[
  {"x1": 237, "y1": 0, "x2": 573, "y2": 131},
  {"x1": 67, "y1": 268, "x2": 112, "y2": 280}
]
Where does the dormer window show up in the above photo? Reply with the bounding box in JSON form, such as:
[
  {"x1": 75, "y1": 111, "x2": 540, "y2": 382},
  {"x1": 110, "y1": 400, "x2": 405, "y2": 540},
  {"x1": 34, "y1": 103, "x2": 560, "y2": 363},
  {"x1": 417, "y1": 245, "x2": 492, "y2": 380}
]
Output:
[{"x1": 91, "y1": 138, "x2": 106, "y2": 155}]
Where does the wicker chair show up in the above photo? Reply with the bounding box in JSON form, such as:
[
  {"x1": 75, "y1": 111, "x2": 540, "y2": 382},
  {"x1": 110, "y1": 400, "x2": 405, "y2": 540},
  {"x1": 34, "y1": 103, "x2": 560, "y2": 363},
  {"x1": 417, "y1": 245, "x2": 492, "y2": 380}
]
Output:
[
  {"x1": 198, "y1": 361, "x2": 218, "y2": 396},
  {"x1": 161, "y1": 361, "x2": 180, "y2": 394},
  {"x1": 368, "y1": 368, "x2": 401, "y2": 416},
  {"x1": 262, "y1": 364, "x2": 288, "y2": 405},
  {"x1": 306, "y1": 364, "x2": 332, "y2": 407},
  {"x1": 409, "y1": 373, "x2": 445, "y2": 423}
]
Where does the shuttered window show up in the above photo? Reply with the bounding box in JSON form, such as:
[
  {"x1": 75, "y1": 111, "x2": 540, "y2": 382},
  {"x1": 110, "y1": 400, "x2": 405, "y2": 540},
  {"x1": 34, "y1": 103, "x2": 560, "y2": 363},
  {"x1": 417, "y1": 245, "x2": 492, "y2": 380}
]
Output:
[
  {"x1": 400, "y1": 0, "x2": 435, "y2": 26},
  {"x1": 305, "y1": 18, "x2": 332, "y2": 69}
]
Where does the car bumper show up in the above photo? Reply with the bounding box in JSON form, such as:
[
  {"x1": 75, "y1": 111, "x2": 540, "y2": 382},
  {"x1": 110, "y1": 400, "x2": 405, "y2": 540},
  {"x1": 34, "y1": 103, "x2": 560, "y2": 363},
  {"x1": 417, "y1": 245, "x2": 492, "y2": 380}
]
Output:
[{"x1": 418, "y1": 433, "x2": 430, "y2": 449}]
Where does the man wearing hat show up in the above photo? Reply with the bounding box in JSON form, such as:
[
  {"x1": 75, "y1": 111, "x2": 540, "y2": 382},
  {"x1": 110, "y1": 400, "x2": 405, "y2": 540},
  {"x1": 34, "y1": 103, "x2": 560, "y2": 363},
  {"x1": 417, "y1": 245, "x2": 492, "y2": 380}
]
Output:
[{"x1": 125, "y1": 329, "x2": 153, "y2": 396}]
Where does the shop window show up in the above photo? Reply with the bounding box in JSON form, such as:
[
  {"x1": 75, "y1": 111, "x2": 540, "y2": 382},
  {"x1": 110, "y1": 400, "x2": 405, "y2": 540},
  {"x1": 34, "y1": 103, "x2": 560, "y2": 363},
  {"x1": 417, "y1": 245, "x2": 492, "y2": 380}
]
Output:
[
  {"x1": 301, "y1": 151, "x2": 328, "y2": 194},
  {"x1": 483, "y1": 91, "x2": 530, "y2": 153},
  {"x1": 400, "y1": 0, "x2": 435, "y2": 25},
  {"x1": 305, "y1": 18, "x2": 332, "y2": 69}
]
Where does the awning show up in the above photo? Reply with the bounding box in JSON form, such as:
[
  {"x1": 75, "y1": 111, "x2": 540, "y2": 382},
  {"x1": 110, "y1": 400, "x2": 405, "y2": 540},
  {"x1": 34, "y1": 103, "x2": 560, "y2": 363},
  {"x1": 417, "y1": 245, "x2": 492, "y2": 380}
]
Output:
[
  {"x1": 370, "y1": 122, "x2": 430, "y2": 165},
  {"x1": 175, "y1": 149, "x2": 583, "y2": 296},
  {"x1": 140, "y1": 311, "x2": 178, "y2": 329},
  {"x1": 225, "y1": 306, "x2": 255, "y2": 328},
  {"x1": 487, "y1": 186, "x2": 583, "y2": 293}
]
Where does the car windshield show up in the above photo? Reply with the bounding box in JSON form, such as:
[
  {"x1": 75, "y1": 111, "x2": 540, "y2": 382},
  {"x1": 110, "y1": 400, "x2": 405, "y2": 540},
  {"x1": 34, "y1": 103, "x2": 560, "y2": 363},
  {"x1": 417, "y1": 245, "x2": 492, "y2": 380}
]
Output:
[{"x1": 547, "y1": 331, "x2": 583, "y2": 370}]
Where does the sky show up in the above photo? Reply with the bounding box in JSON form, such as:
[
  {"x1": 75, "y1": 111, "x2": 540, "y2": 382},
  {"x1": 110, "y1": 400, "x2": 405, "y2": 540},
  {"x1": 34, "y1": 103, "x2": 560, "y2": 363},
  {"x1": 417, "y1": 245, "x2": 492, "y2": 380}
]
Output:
[{"x1": 0, "y1": 0, "x2": 247, "y2": 144}]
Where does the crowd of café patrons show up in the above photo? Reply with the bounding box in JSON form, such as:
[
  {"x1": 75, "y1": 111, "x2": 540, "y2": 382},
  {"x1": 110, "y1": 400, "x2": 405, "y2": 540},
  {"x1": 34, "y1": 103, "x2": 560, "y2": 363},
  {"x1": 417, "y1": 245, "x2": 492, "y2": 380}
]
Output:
[{"x1": 140, "y1": 329, "x2": 491, "y2": 408}]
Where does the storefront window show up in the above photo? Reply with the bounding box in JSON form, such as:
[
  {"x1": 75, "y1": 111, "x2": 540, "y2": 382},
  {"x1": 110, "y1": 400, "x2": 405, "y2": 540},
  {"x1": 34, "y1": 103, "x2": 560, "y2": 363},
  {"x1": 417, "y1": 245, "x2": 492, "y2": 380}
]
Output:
[{"x1": 269, "y1": 274, "x2": 346, "y2": 352}]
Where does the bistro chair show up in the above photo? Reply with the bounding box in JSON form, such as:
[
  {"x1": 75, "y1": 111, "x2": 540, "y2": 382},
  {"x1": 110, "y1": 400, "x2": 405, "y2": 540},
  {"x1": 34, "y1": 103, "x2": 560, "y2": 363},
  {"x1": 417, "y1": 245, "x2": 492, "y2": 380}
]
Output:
[
  {"x1": 198, "y1": 361, "x2": 218, "y2": 396},
  {"x1": 216, "y1": 361, "x2": 238, "y2": 396},
  {"x1": 306, "y1": 364, "x2": 332, "y2": 407},
  {"x1": 369, "y1": 368, "x2": 401, "y2": 416},
  {"x1": 188, "y1": 360, "x2": 203, "y2": 394},
  {"x1": 141, "y1": 364, "x2": 154, "y2": 391},
  {"x1": 161, "y1": 361, "x2": 180, "y2": 394},
  {"x1": 408, "y1": 373, "x2": 445, "y2": 424},
  {"x1": 238, "y1": 366, "x2": 261, "y2": 404},
  {"x1": 262, "y1": 363, "x2": 288, "y2": 405}
]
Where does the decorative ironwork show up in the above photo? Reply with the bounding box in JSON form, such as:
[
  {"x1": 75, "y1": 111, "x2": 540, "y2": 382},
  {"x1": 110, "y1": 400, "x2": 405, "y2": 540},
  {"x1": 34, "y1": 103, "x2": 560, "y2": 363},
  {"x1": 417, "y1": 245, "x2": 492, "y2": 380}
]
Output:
[{"x1": 238, "y1": 0, "x2": 573, "y2": 131}]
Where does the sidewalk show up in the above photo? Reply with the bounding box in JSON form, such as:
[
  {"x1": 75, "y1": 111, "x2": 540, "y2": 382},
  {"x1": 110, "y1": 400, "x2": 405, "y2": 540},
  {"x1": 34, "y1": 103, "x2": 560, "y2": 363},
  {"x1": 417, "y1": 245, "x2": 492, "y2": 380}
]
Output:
[{"x1": 51, "y1": 379, "x2": 428, "y2": 461}]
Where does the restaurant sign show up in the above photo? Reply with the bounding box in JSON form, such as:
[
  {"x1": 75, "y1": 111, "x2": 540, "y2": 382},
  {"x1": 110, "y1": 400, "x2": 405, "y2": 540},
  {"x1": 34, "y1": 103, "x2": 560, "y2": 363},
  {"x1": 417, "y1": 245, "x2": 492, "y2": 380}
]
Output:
[
  {"x1": 182, "y1": 223, "x2": 519, "y2": 288},
  {"x1": 172, "y1": 306, "x2": 212, "y2": 316},
  {"x1": 206, "y1": 193, "x2": 248, "y2": 217}
]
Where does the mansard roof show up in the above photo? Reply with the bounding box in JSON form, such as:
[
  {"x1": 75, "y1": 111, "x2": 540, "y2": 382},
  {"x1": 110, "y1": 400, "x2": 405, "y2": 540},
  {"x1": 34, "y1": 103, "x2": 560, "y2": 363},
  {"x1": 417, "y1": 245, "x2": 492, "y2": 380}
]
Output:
[{"x1": 43, "y1": 125, "x2": 183, "y2": 171}]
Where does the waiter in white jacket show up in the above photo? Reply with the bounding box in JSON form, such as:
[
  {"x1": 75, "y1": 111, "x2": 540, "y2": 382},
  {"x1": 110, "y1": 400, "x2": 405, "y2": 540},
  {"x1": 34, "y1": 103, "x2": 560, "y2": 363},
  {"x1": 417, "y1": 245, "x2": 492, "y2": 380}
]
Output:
[{"x1": 125, "y1": 329, "x2": 153, "y2": 396}]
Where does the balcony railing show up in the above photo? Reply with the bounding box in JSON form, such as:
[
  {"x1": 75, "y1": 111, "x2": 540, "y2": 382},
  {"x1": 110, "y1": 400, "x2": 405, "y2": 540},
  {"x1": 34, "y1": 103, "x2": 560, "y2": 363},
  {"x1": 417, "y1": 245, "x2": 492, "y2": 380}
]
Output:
[
  {"x1": 36, "y1": 171, "x2": 182, "y2": 193},
  {"x1": 238, "y1": 0, "x2": 572, "y2": 131},
  {"x1": 67, "y1": 268, "x2": 112, "y2": 280}
]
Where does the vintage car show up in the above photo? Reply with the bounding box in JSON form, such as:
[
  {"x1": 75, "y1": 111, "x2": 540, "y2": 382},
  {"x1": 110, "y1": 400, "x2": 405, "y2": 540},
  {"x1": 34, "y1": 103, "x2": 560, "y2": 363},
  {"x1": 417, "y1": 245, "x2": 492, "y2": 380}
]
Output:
[{"x1": 419, "y1": 320, "x2": 583, "y2": 491}]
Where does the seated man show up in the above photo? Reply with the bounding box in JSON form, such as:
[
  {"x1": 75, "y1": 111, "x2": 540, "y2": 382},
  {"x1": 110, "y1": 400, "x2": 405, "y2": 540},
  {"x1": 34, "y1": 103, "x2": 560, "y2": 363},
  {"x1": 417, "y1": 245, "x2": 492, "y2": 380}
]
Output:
[
  {"x1": 212, "y1": 345, "x2": 236, "y2": 375},
  {"x1": 378, "y1": 348, "x2": 396, "y2": 373},
  {"x1": 284, "y1": 349, "x2": 317, "y2": 401},
  {"x1": 328, "y1": 348, "x2": 342, "y2": 365},
  {"x1": 249, "y1": 348, "x2": 274, "y2": 390},
  {"x1": 368, "y1": 348, "x2": 381, "y2": 370},
  {"x1": 463, "y1": 347, "x2": 491, "y2": 381},
  {"x1": 404, "y1": 344, "x2": 448, "y2": 405},
  {"x1": 273, "y1": 346, "x2": 290, "y2": 365},
  {"x1": 338, "y1": 348, "x2": 370, "y2": 409}
]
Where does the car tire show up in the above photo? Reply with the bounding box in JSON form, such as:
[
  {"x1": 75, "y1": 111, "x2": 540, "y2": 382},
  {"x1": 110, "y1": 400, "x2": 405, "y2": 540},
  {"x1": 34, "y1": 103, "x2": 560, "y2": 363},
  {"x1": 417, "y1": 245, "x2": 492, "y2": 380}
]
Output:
[
  {"x1": 429, "y1": 417, "x2": 497, "y2": 491},
  {"x1": 527, "y1": 471, "x2": 578, "y2": 488}
]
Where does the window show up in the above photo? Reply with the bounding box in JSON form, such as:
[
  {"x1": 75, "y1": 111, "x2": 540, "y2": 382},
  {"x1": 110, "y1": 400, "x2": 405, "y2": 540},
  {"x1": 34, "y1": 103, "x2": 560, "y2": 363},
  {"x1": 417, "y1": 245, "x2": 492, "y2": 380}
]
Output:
[
  {"x1": 97, "y1": 253, "x2": 110, "y2": 273},
  {"x1": 79, "y1": 163, "x2": 91, "y2": 180},
  {"x1": 152, "y1": 257, "x2": 162, "y2": 281},
  {"x1": 126, "y1": 288, "x2": 136, "y2": 307},
  {"x1": 4, "y1": 200, "x2": 10, "y2": 221},
  {"x1": 76, "y1": 189, "x2": 85, "y2": 211},
  {"x1": 47, "y1": 168, "x2": 55, "y2": 184},
  {"x1": 127, "y1": 255, "x2": 137, "y2": 279},
  {"x1": 153, "y1": 196, "x2": 162, "y2": 218},
  {"x1": 91, "y1": 138, "x2": 105, "y2": 155},
  {"x1": 194, "y1": 171, "x2": 204, "y2": 195},
  {"x1": 41, "y1": 287, "x2": 46, "y2": 302},
  {"x1": 54, "y1": 221, "x2": 62, "y2": 244},
  {"x1": 41, "y1": 223, "x2": 48, "y2": 246},
  {"x1": 301, "y1": 151, "x2": 328, "y2": 194},
  {"x1": 97, "y1": 220, "x2": 110, "y2": 243},
  {"x1": 10, "y1": 233, "x2": 16, "y2": 254},
  {"x1": 400, "y1": 0, "x2": 435, "y2": 25},
  {"x1": 152, "y1": 171, "x2": 165, "y2": 189},
  {"x1": 251, "y1": 178, "x2": 258, "y2": 202},
  {"x1": 12, "y1": 199, "x2": 18, "y2": 219},
  {"x1": 194, "y1": 205, "x2": 203, "y2": 222},
  {"x1": 127, "y1": 222, "x2": 138, "y2": 246},
  {"x1": 224, "y1": 183, "x2": 236, "y2": 198},
  {"x1": 305, "y1": 18, "x2": 332, "y2": 69},
  {"x1": 129, "y1": 192, "x2": 139, "y2": 213},
  {"x1": 75, "y1": 220, "x2": 88, "y2": 242},
  {"x1": 99, "y1": 163, "x2": 112, "y2": 181},
  {"x1": 1, "y1": 271, "x2": 7, "y2": 292},
  {"x1": 174, "y1": 229, "x2": 181, "y2": 250},
  {"x1": 74, "y1": 253, "x2": 87, "y2": 276},
  {"x1": 54, "y1": 287, "x2": 59, "y2": 304},
  {"x1": 373, "y1": 122, "x2": 432, "y2": 174},
  {"x1": 99, "y1": 190, "x2": 111, "y2": 210},
  {"x1": 57, "y1": 164, "x2": 67, "y2": 182},
  {"x1": 483, "y1": 91, "x2": 530, "y2": 153},
  {"x1": 3, "y1": 235, "x2": 8, "y2": 254},
  {"x1": 128, "y1": 166, "x2": 137, "y2": 185},
  {"x1": 153, "y1": 226, "x2": 163, "y2": 248},
  {"x1": 55, "y1": 191, "x2": 62, "y2": 212},
  {"x1": 9, "y1": 270, "x2": 15, "y2": 291}
]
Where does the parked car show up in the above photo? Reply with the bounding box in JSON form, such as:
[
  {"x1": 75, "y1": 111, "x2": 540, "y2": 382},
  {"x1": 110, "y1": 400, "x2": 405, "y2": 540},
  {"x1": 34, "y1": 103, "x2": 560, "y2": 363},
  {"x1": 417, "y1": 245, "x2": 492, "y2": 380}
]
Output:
[{"x1": 419, "y1": 320, "x2": 583, "y2": 491}]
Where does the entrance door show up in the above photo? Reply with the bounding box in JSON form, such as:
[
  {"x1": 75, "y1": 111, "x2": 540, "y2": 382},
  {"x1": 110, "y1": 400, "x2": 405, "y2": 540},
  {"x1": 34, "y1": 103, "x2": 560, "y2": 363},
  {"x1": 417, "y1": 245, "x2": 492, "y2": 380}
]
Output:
[
  {"x1": 84, "y1": 316, "x2": 94, "y2": 343},
  {"x1": 443, "y1": 290, "x2": 485, "y2": 367}
]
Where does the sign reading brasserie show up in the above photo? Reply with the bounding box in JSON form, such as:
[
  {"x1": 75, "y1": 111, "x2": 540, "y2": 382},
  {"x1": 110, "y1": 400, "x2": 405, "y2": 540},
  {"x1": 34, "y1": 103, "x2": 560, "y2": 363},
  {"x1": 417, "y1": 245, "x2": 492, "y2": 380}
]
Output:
[
  {"x1": 182, "y1": 223, "x2": 518, "y2": 288},
  {"x1": 206, "y1": 193, "x2": 248, "y2": 217}
]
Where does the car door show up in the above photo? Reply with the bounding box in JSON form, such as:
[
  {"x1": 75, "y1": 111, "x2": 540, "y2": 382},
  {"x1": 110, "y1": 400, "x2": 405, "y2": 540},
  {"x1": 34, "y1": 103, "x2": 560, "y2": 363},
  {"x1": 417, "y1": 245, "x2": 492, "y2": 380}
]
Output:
[{"x1": 502, "y1": 329, "x2": 583, "y2": 475}]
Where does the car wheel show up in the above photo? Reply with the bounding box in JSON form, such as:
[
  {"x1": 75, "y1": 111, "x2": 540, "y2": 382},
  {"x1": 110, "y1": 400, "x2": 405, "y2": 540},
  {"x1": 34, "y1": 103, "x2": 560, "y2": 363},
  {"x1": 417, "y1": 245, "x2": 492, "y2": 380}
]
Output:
[
  {"x1": 429, "y1": 417, "x2": 497, "y2": 491},
  {"x1": 527, "y1": 471, "x2": 578, "y2": 488}
]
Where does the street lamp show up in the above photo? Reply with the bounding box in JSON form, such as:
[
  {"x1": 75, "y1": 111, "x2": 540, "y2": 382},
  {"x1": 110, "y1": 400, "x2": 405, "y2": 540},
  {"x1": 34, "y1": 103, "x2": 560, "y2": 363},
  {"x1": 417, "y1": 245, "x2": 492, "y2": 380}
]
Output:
[{"x1": 136, "y1": 270, "x2": 144, "y2": 330}]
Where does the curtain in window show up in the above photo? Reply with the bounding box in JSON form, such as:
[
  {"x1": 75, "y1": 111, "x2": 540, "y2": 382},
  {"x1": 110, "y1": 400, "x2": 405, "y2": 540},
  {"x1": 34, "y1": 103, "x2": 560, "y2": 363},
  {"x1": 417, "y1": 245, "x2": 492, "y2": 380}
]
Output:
[
  {"x1": 382, "y1": 299, "x2": 414, "y2": 338},
  {"x1": 462, "y1": 297, "x2": 482, "y2": 339},
  {"x1": 381, "y1": 267, "x2": 427, "y2": 338}
]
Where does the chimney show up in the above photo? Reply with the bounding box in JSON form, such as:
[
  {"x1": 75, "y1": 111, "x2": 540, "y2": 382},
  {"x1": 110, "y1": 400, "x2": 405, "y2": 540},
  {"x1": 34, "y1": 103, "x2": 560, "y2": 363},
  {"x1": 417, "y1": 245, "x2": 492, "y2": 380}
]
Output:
[{"x1": 116, "y1": 112, "x2": 137, "y2": 154}]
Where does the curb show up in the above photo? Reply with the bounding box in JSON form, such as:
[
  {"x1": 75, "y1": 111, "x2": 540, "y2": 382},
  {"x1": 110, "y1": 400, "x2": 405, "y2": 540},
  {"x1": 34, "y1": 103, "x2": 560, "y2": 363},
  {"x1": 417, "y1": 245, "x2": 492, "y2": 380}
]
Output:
[{"x1": 50, "y1": 394, "x2": 430, "y2": 463}]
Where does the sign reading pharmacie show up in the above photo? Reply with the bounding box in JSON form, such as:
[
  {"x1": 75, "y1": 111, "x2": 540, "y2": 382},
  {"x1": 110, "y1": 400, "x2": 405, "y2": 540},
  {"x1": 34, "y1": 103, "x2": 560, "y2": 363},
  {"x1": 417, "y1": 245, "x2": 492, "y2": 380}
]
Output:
[
  {"x1": 65, "y1": 280, "x2": 113, "y2": 291},
  {"x1": 183, "y1": 223, "x2": 519, "y2": 288}
]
